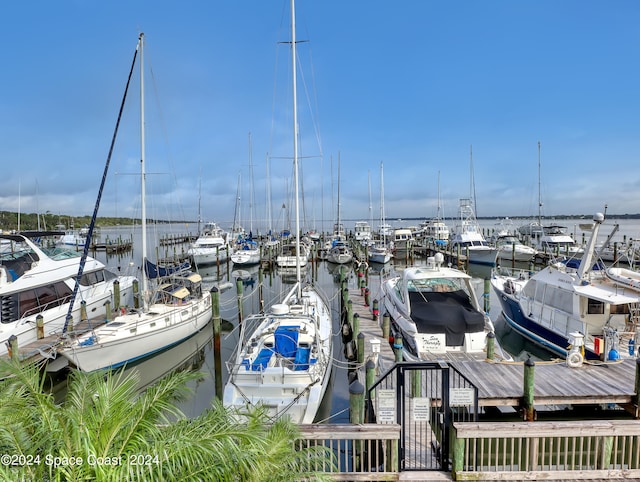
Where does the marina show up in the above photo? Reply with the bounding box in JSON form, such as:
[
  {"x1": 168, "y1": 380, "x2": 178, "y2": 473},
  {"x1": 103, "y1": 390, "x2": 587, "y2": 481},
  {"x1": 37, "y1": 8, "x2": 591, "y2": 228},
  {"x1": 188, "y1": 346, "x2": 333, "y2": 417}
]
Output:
[{"x1": 3, "y1": 217, "x2": 640, "y2": 480}]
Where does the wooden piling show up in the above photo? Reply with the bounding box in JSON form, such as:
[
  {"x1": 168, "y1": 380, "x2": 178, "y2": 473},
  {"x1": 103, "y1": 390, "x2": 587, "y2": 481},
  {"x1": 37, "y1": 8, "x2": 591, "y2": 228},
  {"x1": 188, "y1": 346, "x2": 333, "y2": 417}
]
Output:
[
  {"x1": 211, "y1": 287, "x2": 223, "y2": 400},
  {"x1": 133, "y1": 279, "x2": 140, "y2": 309},
  {"x1": 393, "y1": 334, "x2": 403, "y2": 362},
  {"x1": 236, "y1": 278, "x2": 244, "y2": 324},
  {"x1": 36, "y1": 315, "x2": 44, "y2": 339},
  {"x1": 8, "y1": 335, "x2": 17, "y2": 361},
  {"x1": 80, "y1": 300, "x2": 88, "y2": 321},
  {"x1": 486, "y1": 332, "x2": 495, "y2": 360},
  {"x1": 523, "y1": 357, "x2": 536, "y2": 421},
  {"x1": 352, "y1": 311, "x2": 360, "y2": 341},
  {"x1": 382, "y1": 313, "x2": 390, "y2": 341},
  {"x1": 365, "y1": 359, "x2": 376, "y2": 423},
  {"x1": 113, "y1": 280, "x2": 121, "y2": 310},
  {"x1": 483, "y1": 278, "x2": 491, "y2": 314},
  {"x1": 65, "y1": 314, "x2": 74, "y2": 335},
  {"x1": 349, "y1": 379, "x2": 365, "y2": 468}
]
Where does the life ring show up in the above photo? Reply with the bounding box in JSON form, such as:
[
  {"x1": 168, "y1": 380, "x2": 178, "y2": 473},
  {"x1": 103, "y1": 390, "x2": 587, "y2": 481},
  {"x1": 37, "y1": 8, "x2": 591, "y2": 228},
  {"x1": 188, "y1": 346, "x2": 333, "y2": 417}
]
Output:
[{"x1": 566, "y1": 351, "x2": 584, "y2": 368}]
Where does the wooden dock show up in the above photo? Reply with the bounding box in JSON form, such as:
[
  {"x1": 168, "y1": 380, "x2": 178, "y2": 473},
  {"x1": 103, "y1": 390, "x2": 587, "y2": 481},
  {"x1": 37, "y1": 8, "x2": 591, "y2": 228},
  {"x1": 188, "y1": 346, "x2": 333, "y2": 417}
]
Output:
[
  {"x1": 346, "y1": 286, "x2": 639, "y2": 412},
  {"x1": 3, "y1": 317, "x2": 111, "y2": 368},
  {"x1": 159, "y1": 233, "x2": 197, "y2": 246},
  {"x1": 91, "y1": 239, "x2": 133, "y2": 253}
]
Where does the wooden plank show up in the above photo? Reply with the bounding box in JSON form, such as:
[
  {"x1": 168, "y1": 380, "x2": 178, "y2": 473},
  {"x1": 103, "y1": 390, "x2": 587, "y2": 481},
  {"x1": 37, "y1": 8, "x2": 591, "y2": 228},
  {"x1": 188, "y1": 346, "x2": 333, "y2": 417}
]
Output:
[
  {"x1": 298, "y1": 423, "x2": 401, "y2": 440},
  {"x1": 455, "y1": 420, "x2": 640, "y2": 438}
]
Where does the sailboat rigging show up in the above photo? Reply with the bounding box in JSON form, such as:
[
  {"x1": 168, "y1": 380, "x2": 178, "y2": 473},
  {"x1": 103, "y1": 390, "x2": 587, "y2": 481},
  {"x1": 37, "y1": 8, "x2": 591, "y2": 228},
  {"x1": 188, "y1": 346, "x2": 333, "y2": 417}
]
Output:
[
  {"x1": 223, "y1": 0, "x2": 334, "y2": 423},
  {"x1": 59, "y1": 33, "x2": 212, "y2": 371},
  {"x1": 368, "y1": 161, "x2": 392, "y2": 264}
]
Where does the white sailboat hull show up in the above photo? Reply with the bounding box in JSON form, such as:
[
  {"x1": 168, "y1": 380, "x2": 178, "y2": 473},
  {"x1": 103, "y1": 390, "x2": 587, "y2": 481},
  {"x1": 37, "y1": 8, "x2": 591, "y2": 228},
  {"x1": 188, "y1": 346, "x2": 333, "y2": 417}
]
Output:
[
  {"x1": 231, "y1": 248, "x2": 261, "y2": 266},
  {"x1": 60, "y1": 296, "x2": 212, "y2": 371}
]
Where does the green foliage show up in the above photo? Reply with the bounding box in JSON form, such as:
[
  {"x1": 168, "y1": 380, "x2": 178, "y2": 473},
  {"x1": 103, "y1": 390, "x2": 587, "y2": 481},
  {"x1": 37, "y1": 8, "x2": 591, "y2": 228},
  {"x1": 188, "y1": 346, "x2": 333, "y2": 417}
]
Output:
[
  {"x1": 0, "y1": 360, "x2": 335, "y2": 481},
  {"x1": 0, "y1": 211, "x2": 195, "y2": 232}
]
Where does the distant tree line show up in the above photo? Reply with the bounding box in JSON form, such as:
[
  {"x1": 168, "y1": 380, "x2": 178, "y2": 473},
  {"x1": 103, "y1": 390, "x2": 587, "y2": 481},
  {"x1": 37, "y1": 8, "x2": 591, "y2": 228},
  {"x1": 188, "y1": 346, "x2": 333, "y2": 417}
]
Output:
[{"x1": 0, "y1": 211, "x2": 193, "y2": 232}]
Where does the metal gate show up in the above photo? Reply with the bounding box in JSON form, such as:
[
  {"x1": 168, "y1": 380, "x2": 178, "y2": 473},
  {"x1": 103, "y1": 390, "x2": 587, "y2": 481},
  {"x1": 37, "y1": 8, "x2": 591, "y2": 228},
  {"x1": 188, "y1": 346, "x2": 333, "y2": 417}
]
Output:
[{"x1": 366, "y1": 361, "x2": 478, "y2": 472}]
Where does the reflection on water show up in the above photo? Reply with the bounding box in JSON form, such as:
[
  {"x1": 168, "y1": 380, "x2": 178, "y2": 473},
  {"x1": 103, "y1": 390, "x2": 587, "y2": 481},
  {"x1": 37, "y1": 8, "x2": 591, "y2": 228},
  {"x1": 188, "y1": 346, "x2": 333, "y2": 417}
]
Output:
[
  {"x1": 47, "y1": 321, "x2": 214, "y2": 407},
  {"x1": 494, "y1": 315, "x2": 552, "y2": 362}
]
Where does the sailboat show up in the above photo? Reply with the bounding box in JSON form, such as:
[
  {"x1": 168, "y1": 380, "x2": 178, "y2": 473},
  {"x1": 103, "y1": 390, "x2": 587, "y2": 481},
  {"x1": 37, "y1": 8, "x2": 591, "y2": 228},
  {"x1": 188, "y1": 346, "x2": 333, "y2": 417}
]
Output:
[
  {"x1": 59, "y1": 33, "x2": 213, "y2": 372},
  {"x1": 326, "y1": 154, "x2": 354, "y2": 265},
  {"x1": 368, "y1": 162, "x2": 392, "y2": 264},
  {"x1": 231, "y1": 134, "x2": 261, "y2": 267},
  {"x1": 223, "y1": 1, "x2": 334, "y2": 424}
]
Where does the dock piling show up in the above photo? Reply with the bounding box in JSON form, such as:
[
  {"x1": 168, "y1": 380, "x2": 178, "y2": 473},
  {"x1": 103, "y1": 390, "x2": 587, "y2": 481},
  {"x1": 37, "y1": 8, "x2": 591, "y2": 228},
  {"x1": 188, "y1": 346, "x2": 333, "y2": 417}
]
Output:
[
  {"x1": 36, "y1": 315, "x2": 44, "y2": 339},
  {"x1": 113, "y1": 280, "x2": 121, "y2": 310},
  {"x1": 486, "y1": 332, "x2": 495, "y2": 360},
  {"x1": 211, "y1": 287, "x2": 223, "y2": 400},
  {"x1": 523, "y1": 357, "x2": 536, "y2": 421}
]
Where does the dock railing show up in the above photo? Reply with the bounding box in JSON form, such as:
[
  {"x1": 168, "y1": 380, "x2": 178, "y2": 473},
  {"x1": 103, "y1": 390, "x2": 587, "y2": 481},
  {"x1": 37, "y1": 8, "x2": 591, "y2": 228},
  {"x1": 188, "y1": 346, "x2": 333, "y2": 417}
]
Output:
[
  {"x1": 296, "y1": 423, "x2": 401, "y2": 481},
  {"x1": 452, "y1": 419, "x2": 640, "y2": 480}
]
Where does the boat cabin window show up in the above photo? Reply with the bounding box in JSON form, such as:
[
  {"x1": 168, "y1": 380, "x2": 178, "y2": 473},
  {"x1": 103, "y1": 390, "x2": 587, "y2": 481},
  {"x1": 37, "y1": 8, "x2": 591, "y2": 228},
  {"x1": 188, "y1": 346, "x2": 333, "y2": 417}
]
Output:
[
  {"x1": 1, "y1": 281, "x2": 74, "y2": 323},
  {"x1": 587, "y1": 298, "x2": 604, "y2": 315},
  {"x1": 80, "y1": 269, "x2": 106, "y2": 286},
  {"x1": 525, "y1": 280, "x2": 573, "y2": 313}
]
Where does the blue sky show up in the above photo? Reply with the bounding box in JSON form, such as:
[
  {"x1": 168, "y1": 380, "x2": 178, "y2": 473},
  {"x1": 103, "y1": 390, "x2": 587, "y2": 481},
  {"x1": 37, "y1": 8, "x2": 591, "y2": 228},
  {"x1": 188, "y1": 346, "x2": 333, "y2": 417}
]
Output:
[{"x1": 2, "y1": 0, "x2": 640, "y2": 231}]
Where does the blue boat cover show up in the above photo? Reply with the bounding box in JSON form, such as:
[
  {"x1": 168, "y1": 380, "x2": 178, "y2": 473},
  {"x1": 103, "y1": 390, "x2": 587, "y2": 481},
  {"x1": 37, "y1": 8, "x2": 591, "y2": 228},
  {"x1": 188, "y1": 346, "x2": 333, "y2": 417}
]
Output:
[
  {"x1": 251, "y1": 348, "x2": 273, "y2": 371},
  {"x1": 275, "y1": 326, "x2": 299, "y2": 357},
  {"x1": 293, "y1": 346, "x2": 311, "y2": 370}
]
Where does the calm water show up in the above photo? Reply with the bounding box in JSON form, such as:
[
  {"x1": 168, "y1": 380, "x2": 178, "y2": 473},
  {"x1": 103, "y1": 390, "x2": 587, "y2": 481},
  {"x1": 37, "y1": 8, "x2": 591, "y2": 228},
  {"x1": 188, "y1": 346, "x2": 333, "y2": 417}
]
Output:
[{"x1": 83, "y1": 217, "x2": 640, "y2": 419}]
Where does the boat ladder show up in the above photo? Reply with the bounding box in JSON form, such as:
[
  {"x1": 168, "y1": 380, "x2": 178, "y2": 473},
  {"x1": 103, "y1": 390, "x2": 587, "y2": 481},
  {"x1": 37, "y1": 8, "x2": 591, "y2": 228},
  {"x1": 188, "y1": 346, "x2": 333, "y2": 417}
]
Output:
[{"x1": 627, "y1": 302, "x2": 640, "y2": 334}]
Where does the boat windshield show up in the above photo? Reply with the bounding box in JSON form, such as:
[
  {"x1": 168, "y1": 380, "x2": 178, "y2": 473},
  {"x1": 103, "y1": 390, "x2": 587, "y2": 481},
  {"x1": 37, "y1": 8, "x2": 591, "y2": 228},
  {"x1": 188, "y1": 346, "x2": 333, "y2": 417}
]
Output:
[
  {"x1": 408, "y1": 277, "x2": 467, "y2": 294},
  {"x1": 41, "y1": 246, "x2": 82, "y2": 260}
]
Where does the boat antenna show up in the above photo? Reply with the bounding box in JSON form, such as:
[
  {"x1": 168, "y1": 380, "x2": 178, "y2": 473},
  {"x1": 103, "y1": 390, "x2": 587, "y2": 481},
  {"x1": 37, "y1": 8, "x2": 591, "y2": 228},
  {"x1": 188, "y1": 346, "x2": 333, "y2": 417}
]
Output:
[{"x1": 62, "y1": 37, "x2": 139, "y2": 334}]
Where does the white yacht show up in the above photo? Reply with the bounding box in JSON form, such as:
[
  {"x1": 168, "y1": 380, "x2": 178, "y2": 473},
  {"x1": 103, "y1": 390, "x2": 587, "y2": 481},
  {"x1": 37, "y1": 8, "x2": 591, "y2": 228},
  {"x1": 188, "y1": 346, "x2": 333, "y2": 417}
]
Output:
[
  {"x1": 187, "y1": 222, "x2": 231, "y2": 266},
  {"x1": 0, "y1": 232, "x2": 137, "y2": 357}
]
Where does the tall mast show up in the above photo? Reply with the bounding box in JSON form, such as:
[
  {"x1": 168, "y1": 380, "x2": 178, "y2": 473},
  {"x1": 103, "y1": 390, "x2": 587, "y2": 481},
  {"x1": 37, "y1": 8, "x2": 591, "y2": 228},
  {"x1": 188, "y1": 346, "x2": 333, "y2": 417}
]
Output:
[
  {"x1": 368, "y1": 169, "x2": 373, "y2": 229},
  {"x1": 291, "y1": 0, "x2": 302, "y2": 294},
  {"x1": 336, "y1": 152, "x2": 341, "y2": 234},
  {"x1": 139, "y1": 32, "x2": 148, "y2": 308},
  {"x1": 469, "y1": 144, "x2": 477, "y2": 216},
  {"x1": 436, "y1": 170, "x2": 442, "y2": 220},
  {"x1": 265, "y1": 153, "x2": 272, "y2": 238},
  {"x1": 248, "y1": 132, "x2": 254, "y2": 235},
  {"x1": 537, "y1": 141, "x2": 542, "y2": 229},
  {"x1": 380, "y1": 161, "x2": 386, "y2": 245}
]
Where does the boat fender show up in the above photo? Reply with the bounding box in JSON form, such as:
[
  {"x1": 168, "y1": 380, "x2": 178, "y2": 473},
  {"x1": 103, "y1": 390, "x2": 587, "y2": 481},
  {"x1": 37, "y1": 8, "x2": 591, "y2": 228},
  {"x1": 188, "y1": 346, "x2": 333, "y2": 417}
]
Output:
[{"x1": 566, "y1": 351, "x2": 584, "y2": 368}]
